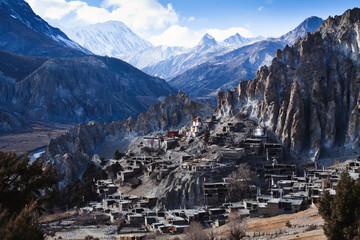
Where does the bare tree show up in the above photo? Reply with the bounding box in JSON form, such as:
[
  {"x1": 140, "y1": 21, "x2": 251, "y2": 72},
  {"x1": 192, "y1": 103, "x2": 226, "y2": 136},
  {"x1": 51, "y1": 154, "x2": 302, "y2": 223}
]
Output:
[
  {"x1": 184, "y1": 221, "x2": 208, "y2": 240},
  {"x1": 228, "y1": 163, "x2": 258, "y2": 201},
  {"x1": 228, "y1": 211, "x2": 246, "y2": 240}
]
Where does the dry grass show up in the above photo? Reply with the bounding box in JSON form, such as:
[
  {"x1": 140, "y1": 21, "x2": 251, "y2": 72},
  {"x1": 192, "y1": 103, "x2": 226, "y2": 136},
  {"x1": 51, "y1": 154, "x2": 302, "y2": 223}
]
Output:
[
  {"x1": 211, "y1": 204, "x2": 326, "y2": 240},
  {"x1": 40, "y1": 210, "x2": 77, "y2": 223},
  {"x1": 0, "y1": 121, "x2": 71, "y2": 154}
]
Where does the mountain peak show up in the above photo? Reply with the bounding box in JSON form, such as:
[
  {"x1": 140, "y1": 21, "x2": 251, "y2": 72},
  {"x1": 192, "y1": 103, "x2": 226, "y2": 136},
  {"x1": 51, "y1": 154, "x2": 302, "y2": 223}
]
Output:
[
  {"x1": 222, "y1": 33, "x2": 247, "y2": 46},
  {"x1": 280, "y1": 16, "x2": 323, "y2": 44},
  {"x1": 0, "y1": 0, "x2": 89, "y2": 54},
  {"x1": 64, "y1": 20, "x2": 152, "y2": 57},
  {"x1": 196, "y1": 33, "x2": 217, "y2": 51}
]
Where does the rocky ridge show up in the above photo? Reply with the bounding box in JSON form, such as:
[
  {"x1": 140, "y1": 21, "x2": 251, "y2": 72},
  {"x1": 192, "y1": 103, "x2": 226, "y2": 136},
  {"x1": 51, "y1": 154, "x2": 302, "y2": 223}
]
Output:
[
  {"x1": 43, "y1": 91, "x2": 214, "y2": 185},
  {"x1": 0, "y1": 0, "x2": 89, "y2": 57},
  {"x1": 216, "y1": 8, "x2": 360, "y2": 161}
]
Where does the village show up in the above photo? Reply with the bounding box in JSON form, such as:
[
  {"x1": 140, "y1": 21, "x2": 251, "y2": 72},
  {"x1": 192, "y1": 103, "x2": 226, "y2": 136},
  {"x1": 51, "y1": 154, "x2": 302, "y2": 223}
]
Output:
[{"x1": 43, "y1": 115, "x2": 360, "y2": 240}]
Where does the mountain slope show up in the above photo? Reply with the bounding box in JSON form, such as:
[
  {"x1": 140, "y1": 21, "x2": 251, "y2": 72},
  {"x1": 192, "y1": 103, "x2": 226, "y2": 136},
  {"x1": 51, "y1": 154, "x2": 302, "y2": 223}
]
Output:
[
  {"x1": 140, "y1": 33, "x2": 262, "y2": 80},
  {"x1": 0, "y1": 0, "x2": 176, "y2": 125},
  {"x1": 0, "y1": 0, "x2": 89, "y2": 57},
  {"x1": 169, "y1": 16, "x2": 323, "y2": 103},
  {"x1": 280, "y1": 16, "x2": 324, "y2": 43},
  {"x1": 43, "y1": 91, "x2": 214, "y2": 185},
  {"x1": 216, "y1": 8, "x2": 360, "y2": 161},
  {"x1": 0, "y1": 0, "x2": 89, "y2": 53},
  {"x1": 0, "y1": 51, "x2": 176, "y2": 123},
  {"x1": 123, "y1": 45, "x2": 188, "y2": 70},
  {"x1": 141, "y1": 33, "x2": 232, "y2": 80},
  {"x1": 221, "y1": 33, "x2": 262, "y2": 47},
  {"x1": 64, "y1": 21, "x2": 152, "y2": 57}
]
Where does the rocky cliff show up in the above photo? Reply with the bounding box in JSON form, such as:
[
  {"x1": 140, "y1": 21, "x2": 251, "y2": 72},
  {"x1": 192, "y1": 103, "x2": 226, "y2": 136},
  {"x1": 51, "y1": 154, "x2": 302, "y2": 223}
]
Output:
[
  {"x1": 43, "y1": 91, "x2": 214, "y2": 185},
  {"x1": 217, "y1": 8, "x2": 360, "y2": 161}
]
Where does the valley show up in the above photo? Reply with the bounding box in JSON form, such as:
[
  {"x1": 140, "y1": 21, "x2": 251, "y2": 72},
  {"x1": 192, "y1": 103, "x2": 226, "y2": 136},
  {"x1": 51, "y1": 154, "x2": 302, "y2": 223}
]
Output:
[
  {"x1": 0, "y1": 1, "x2": 359, "y2": 239},
  {"x1": 0, "y1": 120, "x2": 71, "y2": 154}
]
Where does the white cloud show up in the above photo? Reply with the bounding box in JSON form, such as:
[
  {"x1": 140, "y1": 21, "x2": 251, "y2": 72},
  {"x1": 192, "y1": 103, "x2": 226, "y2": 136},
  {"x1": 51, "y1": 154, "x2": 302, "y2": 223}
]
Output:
[
  {"x1": 25, "y1": 0, "x2": 178, "y2": 37},
  {"x1": 206, "y1": 27, "x2": 254, "y2": 42},
  {"x1": 149, "y1": 25, "x2": 201, "y2": 47},
  {"x1": 101, "y1": 0, "x2": 178, "y2": 32},
  {"x1": 25, "y1": 0, "x2": 255, "y2": 48},
  {"x1": 149, "y1": 26, "x2": 255, "y2": 47},
  {"x1": 258, "y1": 6, "x2": 264, "y2": 11}
]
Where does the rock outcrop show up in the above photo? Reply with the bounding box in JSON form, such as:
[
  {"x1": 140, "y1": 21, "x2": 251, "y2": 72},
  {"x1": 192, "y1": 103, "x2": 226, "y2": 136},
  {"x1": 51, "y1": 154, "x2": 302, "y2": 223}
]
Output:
[
  {"x1": 156, "y1": 169, "x2": 205, "y2": 209},
  {"x1": 217, "y1": 8, "x2": 360, "y2": 161},
  {"x1": 43, "y1": 91, "x2": 214, "y2": 185}
]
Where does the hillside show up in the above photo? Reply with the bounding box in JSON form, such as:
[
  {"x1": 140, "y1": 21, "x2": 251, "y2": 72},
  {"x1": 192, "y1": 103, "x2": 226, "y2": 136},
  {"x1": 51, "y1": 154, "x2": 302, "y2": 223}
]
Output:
[{"x1": 0, "y1": 52, "x2": 176, "y2": 124}]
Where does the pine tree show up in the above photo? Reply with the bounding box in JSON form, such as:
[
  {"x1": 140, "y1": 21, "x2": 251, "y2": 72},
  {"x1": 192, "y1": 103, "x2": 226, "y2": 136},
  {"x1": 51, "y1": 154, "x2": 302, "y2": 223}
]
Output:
[
  {"x1": 0, "y1": 151, "x2": 57, "y2": 240},
  {"x1": 318, "y1": 189, "x2": 332, "y2": 222},
  {"x1": 319, "y1": 170, "x2": 360, "y2": 240}
]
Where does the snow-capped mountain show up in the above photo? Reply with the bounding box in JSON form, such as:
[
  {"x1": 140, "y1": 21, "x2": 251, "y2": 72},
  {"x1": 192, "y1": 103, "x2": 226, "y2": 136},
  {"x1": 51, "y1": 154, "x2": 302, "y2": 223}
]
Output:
[
  {"x1": 141, "y1": 32, "x2": 265, "y2": 80},
  {"x1": 0, "y1": 0, "x2": 89, "y2": 54},
  {"x1": 221, "y1": 33, "x2": 264, "y2": 47},
  {"x1": 64, "y1": 21, "x2": 152, "y2": 57},
  {"x1": 122, "y1": 32, "x2": 259, "y2": 75},
  {"x1": 0, "y1": 0, "x2": 176, "y2": 126},
  {"x1": 280, "y1": 16, "x2": 324, "y2": 43},
  {"x1": 221, "y1": 33, "x2": 248, "y2": 46},
  {"x1": 196, "y1": 33, "x2": 218, "y2": 51},
  {"x1": 123, "y1": 45, "x2": 188, "y2": 70},
  {"x1": 169, "y1": 16, "x2": 324, "y2": 103},
  {"x1": 141, "y1": 33, "x2": 231, "y2": 80}
]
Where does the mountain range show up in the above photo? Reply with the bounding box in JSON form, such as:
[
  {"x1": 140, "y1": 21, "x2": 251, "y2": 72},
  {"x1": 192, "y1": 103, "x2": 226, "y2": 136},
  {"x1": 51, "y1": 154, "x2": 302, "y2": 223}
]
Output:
[
  {"x1": 168, "y1": 16, "x2": 324, "y2": 103},
  {"x1": 0, "y1": 0, "x2": 175, "y2": 133},
  {"x1": 54, "y1": 12, "x2": 322, "y2": 105},
  {"x1": 140, "y1": 33, "x2": 262, "y2": 80},
  {"x1": 66, "y1": 21, "x2": 262, "y2": 79}
]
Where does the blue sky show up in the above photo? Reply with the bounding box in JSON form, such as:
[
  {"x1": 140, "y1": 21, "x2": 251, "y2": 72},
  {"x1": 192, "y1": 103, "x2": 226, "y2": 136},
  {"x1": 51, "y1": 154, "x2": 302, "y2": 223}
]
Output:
[
  {"x1": 158, "y1": 0, "x2": 359, "y2": 36},
  {"x1": 26, "y1": 0, "x2": 359, "y2": 47}
]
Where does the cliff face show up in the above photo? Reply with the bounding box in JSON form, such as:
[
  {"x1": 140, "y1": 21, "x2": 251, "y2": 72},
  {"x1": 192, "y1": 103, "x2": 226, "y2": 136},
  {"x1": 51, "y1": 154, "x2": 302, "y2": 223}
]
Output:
[
  {"x1": 217, "y1": 8, "x2": 360, "y2": 161},
  {"x1": 43, "y1": 91, "x2": 214, "y2": 185}
]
